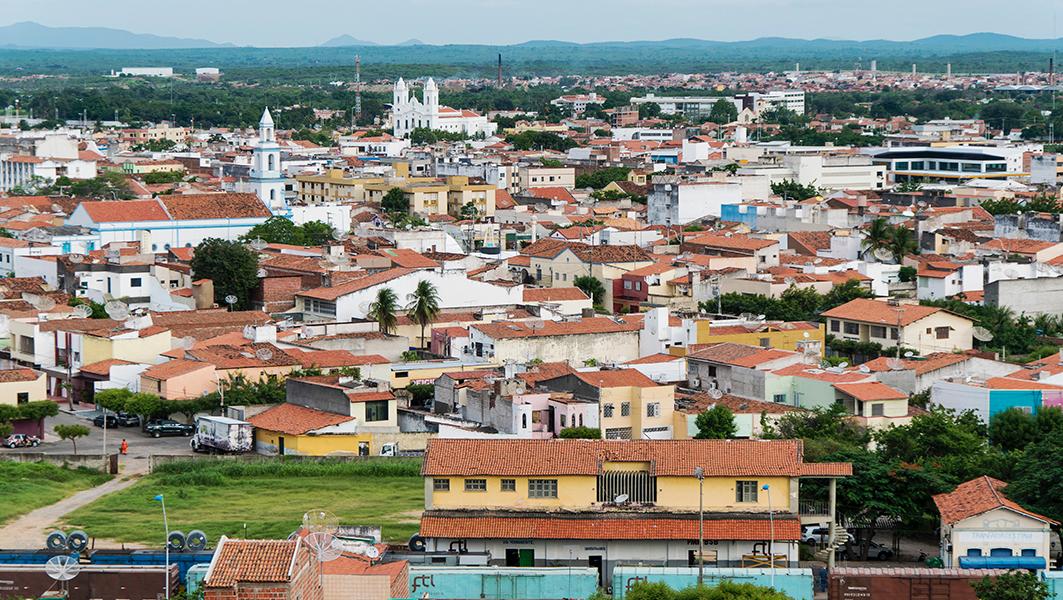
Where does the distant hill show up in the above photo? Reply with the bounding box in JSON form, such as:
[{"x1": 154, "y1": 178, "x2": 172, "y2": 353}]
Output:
[
  {"x1": 320, "y1": 34, "x2": 378, "y2": 47},
  {"x1": 398, "y1": 39, "x2": 425, "y2": 46},
  {"x1": 0, "y1": 21, "x2": 230, "y2": 49}
]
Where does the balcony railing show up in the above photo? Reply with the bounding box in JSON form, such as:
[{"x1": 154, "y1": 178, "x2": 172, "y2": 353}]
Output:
[{"x1": 799, "y1": 499, "x2": 829, "y2": 517}]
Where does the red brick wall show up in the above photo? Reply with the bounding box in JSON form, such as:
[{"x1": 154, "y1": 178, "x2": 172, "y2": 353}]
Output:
[{"x1": 254, "y1": 275, "x2": 304, "y2": 312}]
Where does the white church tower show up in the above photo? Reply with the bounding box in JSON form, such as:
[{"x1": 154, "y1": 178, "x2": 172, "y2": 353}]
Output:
[{"x1": 249, "y1": 107, "x2": 286, "y2": 213}]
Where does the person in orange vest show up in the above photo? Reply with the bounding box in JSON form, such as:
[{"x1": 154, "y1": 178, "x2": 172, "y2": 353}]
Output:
[{"x1": 120, "y1": 439, "x2": 128, "y2": 455}]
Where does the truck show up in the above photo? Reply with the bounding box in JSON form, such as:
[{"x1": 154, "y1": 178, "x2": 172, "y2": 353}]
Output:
[{"x1": 190, "y1": 416, "x2": 253, "y2": 454}]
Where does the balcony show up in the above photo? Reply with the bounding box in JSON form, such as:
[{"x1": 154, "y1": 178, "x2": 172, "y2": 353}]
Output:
[{"x1": 799, "y1": 499, "x2": 830, "y2": 523}]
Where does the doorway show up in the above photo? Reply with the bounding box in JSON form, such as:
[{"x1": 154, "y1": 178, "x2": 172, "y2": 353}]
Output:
[
  {"x1": 588, "y1": 555, "x2": 603, "y2": 586},
  {"x1": 278, "y1": 436, "x2": 285, "y2": 455}
]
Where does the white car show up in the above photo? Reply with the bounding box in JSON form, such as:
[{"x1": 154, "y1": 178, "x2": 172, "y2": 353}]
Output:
[{"x1": 802, "y1": 524, "x2": 830, "y2": 545}]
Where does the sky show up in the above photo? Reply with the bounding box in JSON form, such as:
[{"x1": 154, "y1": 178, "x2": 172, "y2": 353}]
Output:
[{"x1": 4, "y1": 0, "x2": 1061, "y2": 46}]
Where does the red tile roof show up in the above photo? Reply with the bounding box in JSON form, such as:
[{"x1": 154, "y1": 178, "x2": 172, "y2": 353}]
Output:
[
  {"x1": 472, "y1": 317, "x2": 640, "y2": 340},
  {"x1": 205, "y1": 538, "x2": 302, "y2": 588},
  {"x1": 933, "y1": 476, "x2": 1057, "y2": 526},
  {"x1": 160, "y1": 193, "x2": 271, "y2": 220},
  {"x1": 0, "y1": 368, "x2": 41, "y2": 383},
  {"x1": 422, "y1": 439, "x2": 851, "y2": 478},
  {"x1": 687, "y1": 343, "x2": 795, "y2": 368},
  {"x1": 297, "y1": 268, "x2": 414, "y2": 301},
  {"x1": 79, "y1": 359, "x2": 135, "y2": 377},
  {"x1": 685, "y1": 234, "x2": 778, "y2": 252},
  {"x1": 420, "y1": 513, "x2": 800, "y2": 541},
  {"x1": 247, "y1": 403, "x2": 355, "y2": 435},
  {"x1": 574, "y1": 369, "x2": 660, "y2": 388},
  {"x1": 833, "y1": 382, "x2": 907, "y2": 402},
  {"x1": 821, "y1": 299, "x2": 956, "y2": 327},
  {"x1": 79, "y1": 199, "x2": 169, "y2": 223},
  {"x1": 522, "y1": 287, "x2": 590, "y2": 302}
]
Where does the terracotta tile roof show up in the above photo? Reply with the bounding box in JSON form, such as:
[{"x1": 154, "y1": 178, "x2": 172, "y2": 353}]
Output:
[
  {"x1": 205, "y1": 538, "x2": 302, "y2": 588},
  {"x1": 834, "y1": 381, "x2": 907, "y2": 402},
  {"x1": 247, "y1": 402, "x2": 355, "y2": 435},
  {"x1": 284, "y1": 349, "x2": 387, "y2": 368},
  {"x1": 472, "y1": 317, "x2": 640, "y2": 340},
  {"x1": 187, "y1": 343, "x2": 300, "y2": 370},
  {"x1": 524, "y1": 187, "x2": 575, "y2": 203},
  {"x1": 625, "y1": 353, "x2": 682, "y2": 365},
  {"x1": 79, "y1": 359, "x2": 135, "y2": 377},
  {"x1": 159, "y1": 193, "x2": 271, "y2": 220},
  {"x1": 520, "y1": 238, "x2": 575, "y2": 258},
  {"x1": 771, "y1": 364, "x2": 872, "y2": 383},
  {"x1": 933, "y1": 476, "x2": 1057, "y2": 526},
  {"x1": 420, "y1": 512, "x2": 800, "y2": 541},
  {"x1": 422, "y1": 438, "x2": 851, "y2": 478},
  {"x1": 141, "y1": 359, "x2": 214, "y2": 380},
  {"x1": 522, "y1": 287, "x2": 590, "y2": 302},
  {"x1": 518, "y1": 361, "x2": 578, "y2": 385},
  {"x1": 982, "y1": 238, "x2": 1058, "y2": 255},
  {"x1": 687, "y1": 343, "x2": 793, "y2": 368},
  {"x1": 983, "y1": 377, "x2": 1063, "y2": 390},
  {"x1": 861, "y1": 352, "x2": 969, "y2": 376},
  {"x1": 677, "y1": 392, "x2": 804, "y2": 415},
  {"x1": 297, "y1": 268, "x2": 414, "y2": 301},
  {"x1": 685, "y1": 234, "x2": 778, "y2": 252},
  {"x1": 0, "y1": 368, "x2": 41, "y2": 383},
  {"x1": 574, "y1": 368, "x2": 660, "y2": 388},
  {"x1": 375, "y1": 248, "x2": 439, "y2": 269},
  {"x1": 494, "y1": 189, "x2": 516, "y2": 209},
  {"x1": 345, "y1": 389, "x2": 396, "y2": 403},
  {"x1": 788, "y1": 231, "x2": 832, "y2": 256},
  {"x1": 821, "y1": 299, "x2": 956, "y2": 326},
  {"x1": 79, "y1": 199, "x2": 169, "y2": 223}
]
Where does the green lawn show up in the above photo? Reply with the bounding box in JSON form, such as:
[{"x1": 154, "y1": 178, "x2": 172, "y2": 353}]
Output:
[
  {"x1": 0, "y1": 461, "x2": 112, "y2": 525},
  {"x1": 62, "y1": 459, "x2": 425, "y2": 545}
]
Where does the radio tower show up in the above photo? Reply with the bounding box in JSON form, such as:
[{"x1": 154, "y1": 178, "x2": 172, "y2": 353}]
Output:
[
  {"x1": 497, "y1": 53, "x2": 503, "y2": 88},
  {"x1": 354, "y1": 55, "x2": 363, "y2": 127}
]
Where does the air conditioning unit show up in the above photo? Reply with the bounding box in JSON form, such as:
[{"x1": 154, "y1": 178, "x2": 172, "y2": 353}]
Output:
[{"x1": 691, "y1": 377, "x2": 701, "y2": 387}]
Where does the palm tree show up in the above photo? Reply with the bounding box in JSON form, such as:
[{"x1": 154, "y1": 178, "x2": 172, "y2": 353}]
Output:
[
  {"x1": 887, "y1": 226, "x2": 917, "y2": 264},
  {"x1": 406, "y1": 280, "x2": 441, "y2": 349},
  {"x1": 368, "y1": 287, "x2": 399, "y2": 335},
  {"x1": 574, "y1": 275, "x2": 606, "y2": 308},
  {"x1": 861, "y1": 218, "x2": 892, "y2": 260}
]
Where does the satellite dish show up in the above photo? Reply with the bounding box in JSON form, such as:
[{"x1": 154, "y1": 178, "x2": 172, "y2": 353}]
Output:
[
  {"x1": 837, "y1": 362, "x2": 849, "y2": 369},
  {"x1": 364, "y1": 545, "x2": 381, "y2": 560},
  {"x1": 105, "y1": 248, "x2": 121, "y2": 260},
  {"x1": 358, "y1": 301, "x2": 372, "y2": 314},
  {"x1": 709, "y1": 388, "x2": 723, "y2": 400},
  {"x1": 224, "y1": 295, "x2": 238, "y2": 306},
  {"x1": 859, "y1": 365, "x2": 871, "y2": 373},
  {"x1": 104, "y1": 300, "x2": 129, "y2": 320},
  {"x1": 803, "y1": 331, "x2": 810, "y2": 338},
  {"x1": 257, "y1": 268, "x2": 268, "y2": 278},
  {"x1": 255, "y1": 347, "x2": 274, "y2": 361},
  {"x1": 903, "y1": 351, "x2": 915, "y2": 358},
  {"x1": 887, "y1": 358, "x2": 905, "y2": 371},
  {"x1": 303, "y1": 510, "x2": 339, "y2": 535},
  {"x1": 868, "y1": 206, "x2": 880, "y2": 214},
  {"x1": 249, "y1": 238, "x2": 268, "y2": 251},
  {"x1": 873, "y1": 247, "x2": 894, "y2": 262},
  {"x1": 181, "y1": 336, "x2": 197, "y2": 350},
  {"x1": 614, "y1": 494, "x2": 629, "y2": 504},
  {"x1": 972, "y1": 326, "x2": 994, "y2": 342},
  {"x1": 33, "y1": 295, "x2": 56, "y2": 311},
  {"x1": 784, "y1": 277, "x2": 797, "y2": 286},
  {"x1": 68, "y1": 254, "x2": 85, "y2": 264},
  {"x1": 45, "y1": 555, "x2": 81, "y2": 582},
  {"x1": 51, "y1": 203, "x2": 64, "y2": 213},
  {"x1": 73, "y1": 304, "x2": 93, "y2": 318},
  {"x1": 1004, "y1": 268, "x2": 1019, "y2": 278},
  {"x1": 304, "y1": 531, "x2": 344, "y2": 563}
]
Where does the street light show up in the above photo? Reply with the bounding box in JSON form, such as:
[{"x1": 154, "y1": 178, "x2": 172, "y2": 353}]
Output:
[
  {"x1": 693, "y1": 466, "x2": 704, "y2": 587},
  {"x1": 762, "y1": 483, "x2": 775, "y2": 589},
  {"x1": 153, "y1": 494, "x2": 170, "y2": 600}
]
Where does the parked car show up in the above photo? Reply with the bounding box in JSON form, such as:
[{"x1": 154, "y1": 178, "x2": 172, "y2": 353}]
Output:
[
  {"x1": 3, "y1": 433, "x2": 41, "y2": 448},
  {"x1": 840, "y1": 540, "x2": 894, "y2": 561},
  {"x1": 802, "y1": 524, "x2": 830, "y2": 545},
  {"x1": 93, "y1": 412, "x2": 140, "y2": 428},
  {"x1": 144, "y1": 419, "x2": 194, "y2": 438}
]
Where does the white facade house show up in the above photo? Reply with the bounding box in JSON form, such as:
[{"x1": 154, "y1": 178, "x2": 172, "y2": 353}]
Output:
[
  {"x1": 917, "y1": 264, "x2": 984, "y2": 301},
  {"x1": 648, "y1": 179, "x2": 743, "y2": 225},
  {"x1": 248, "y1": 108, "x2": 287, "y2": 213},
  {"x1": 0, "y1": 238, "x2": 62, "y2": 276},
  {"x1": 391, "y1": 78, "x2": 497, "y2": 139}
]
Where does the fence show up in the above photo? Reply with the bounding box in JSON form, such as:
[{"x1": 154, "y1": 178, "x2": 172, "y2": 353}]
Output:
[
  {"x1": 147, "y1": 452, "x2": 421, "y2": 472},
  {"x1": 0, "y1": 453, "x2": 117, "y2": 473}
]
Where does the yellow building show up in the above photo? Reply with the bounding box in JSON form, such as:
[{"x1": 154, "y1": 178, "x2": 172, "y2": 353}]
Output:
[
  {"x1": 295, "y1": 170, "x2": 387, "y2": 204},
  {"x1": 0, "y1": 368, "x2": 46, "y2": 405},
  {"x1": 296, "y1": 171, "x2": 496, "y2": 218},
  {"x1": 82, "y1": 326, "x2": 172, "y2": 366},
  {"x1": 419, "y1": 439, "x2": 851, "y2": 577},
  {"x1": 539, "y1": 369, "x2": 675, "y2": 439},
  {"x1": 683, "y1": 320, "x2": 825, "y2": 355},
  {"x1": 387, "y1": 359, "x2": 496, "y2": 389}
]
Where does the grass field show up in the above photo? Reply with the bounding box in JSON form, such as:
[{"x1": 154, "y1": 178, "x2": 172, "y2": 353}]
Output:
[
  {"x1": 61, "y1": 459, "x2": 425, "y2": 545},
  {"x1": 0, "y1": 461, "x2": 112, "y2": 526}
]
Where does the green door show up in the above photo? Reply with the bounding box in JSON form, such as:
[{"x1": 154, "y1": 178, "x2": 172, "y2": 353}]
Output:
[{"x1": 518, "y1": 548, "x2": 535, "y2": 567}]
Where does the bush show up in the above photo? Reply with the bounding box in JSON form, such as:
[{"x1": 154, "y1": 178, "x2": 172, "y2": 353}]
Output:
[{"x1": 559, "y1": 427, "x2": 601, "y2": 439}]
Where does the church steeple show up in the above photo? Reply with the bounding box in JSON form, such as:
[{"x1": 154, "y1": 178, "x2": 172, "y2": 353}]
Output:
[
  {"x1": 259, "y1": 107, "x2": 275, "y2": 142},
  {"x1": 250, "y1": 106, "x2": 285, "y2": 213}
]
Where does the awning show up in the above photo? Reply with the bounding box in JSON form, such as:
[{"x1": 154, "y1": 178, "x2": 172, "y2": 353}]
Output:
[{"x1": 959, "y1": 556, "x2": 1046, "y2": 570}]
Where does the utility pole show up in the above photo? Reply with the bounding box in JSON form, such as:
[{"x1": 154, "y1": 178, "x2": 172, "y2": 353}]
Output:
[
  {"x1": 694, "y1": 467, "x2": 705, "y2": 587},
  {"x1": 355, "y1": 55, "x2": 362, "y2": 127}
]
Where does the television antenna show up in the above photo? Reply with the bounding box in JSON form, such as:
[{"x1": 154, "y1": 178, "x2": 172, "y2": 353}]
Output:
[
  {"x1": 44, "y1": 554, "x2": 81, "y2": 597},
  {"x1": 224, "y1": 295, "x2": 238, "y2": 309},
  {"x1": 104, "y1": 300, "x2": 129, "y2": 320},
  {"x1": 68, "y1": 254, "x2": 85, "y2": 264},
  {"x1": 709, "y1": 388, "x2": 723, "y2": 400},
  {"x1": 873, "y1": 247, "x2": 894, "y2": 262},
  {"x1": 255, "y1": 347, "x2": 274, "y2": 362},
  {"x1": 249, "y1": 238, "x2": 268, "y2": 251},
  {"x1": 32, "y1": 295, "x2": 57, "y2": 311},
  {"x1": 972, "y1": 326, "x2": 994, "y2": 342},
  {"x1": 304, "y1": 531, "x2": 344, "y2": 591},
  {"x1": 73, "y1": 304, "x2": 93, "y2": 318},
  {"x1": 887, "y1": 358, "x2": 905, "y2": 370},
  {"x1": 303, "y1": 510, "x2": 339, "y2": 534}
]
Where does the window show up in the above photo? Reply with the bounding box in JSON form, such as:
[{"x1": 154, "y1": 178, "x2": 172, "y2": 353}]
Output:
[
  {"x1": 647, "y1": 402, "x2": 660, "y2": 417},
  {"x1": 529, "y1": 479, "x2": 558, "y2": 498},
  {"x1": 433, "y1": 478, "x2": 450, "y2": 491},
  {"x1": 773, "y1": 394, "x2": 786, "y2": 403},
  {"x1": 394, "y1": 371, "x2": 408, "y2": 378},
  {"x1": 869, "y1": 325, "x2": 886, "y2": 339},
  {"x1": 130, "y1": 277, "x2": 142, "y2": 288},
  {"x1": 843, "y1": 322, "x2": 859, "y2": 335},
  {"x1": 935, "y1": 326, "x2": 950, "y2": 340},
  {"x1": 621, "y1": 402, "x2": 630, "y2": 417},
  {"x1": 624, "y1": 280, "x2": 632, "y2": 290},
  {"x1": 708, "y1": 366, "x2": 717, "y2": 377},
  {"x1": 501, "y1": 479, "x2": 516, "y2": 492},
  {"x1": 522, "y1": 413, "x2": 528, "y2": 428},
  {"x1": 871, "y1": 403, "x2": 884, "y2": 417},
  {"x1": 308, "y1": 298, "x2": 337, "y2": 316},
  {"x1": 736, "y1": 480, "x2": 759, "y2": 503},
  {"x1": 890, "y1": 328, "x2": 899, "y2": 340},
  {"x1": 560, "y1": 414, "x2": 567, "y2": 427},
  {"x1": 759, "y1": 337, "x2": 770, "y2": 348},
  {"x1": 365, "y1": 400, "x2": 389, "y2": 422},
  {"x1": 17, "y1": 392, "x2": 29, "y2": 405},
  {"x1": 603, "y1": 403, "x2": 614, "y2": 418},
  {"x1": 464, "y1": 479, "x2": 487, "y2": 492}
]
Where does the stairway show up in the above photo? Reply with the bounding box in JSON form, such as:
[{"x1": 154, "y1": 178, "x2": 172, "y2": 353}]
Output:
[{"x1": 814, "y1": 524, "x2": 852, "y2": 562}]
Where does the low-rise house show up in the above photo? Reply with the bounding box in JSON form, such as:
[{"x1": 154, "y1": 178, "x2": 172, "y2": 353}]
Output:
[
  {"x1": 934, "y1": 476, "x2": 1057, "y2": 570},
  {"x1": 418, "y1": 439, "x2": 851, "y2": 581},
  {"x1": 686, "y1": 343, "x2": 804, "y2": 397},
  {"x1": 821, "y1": 298, "x2": 974, "y2": 355},
  {"x1": 0, "y1": 368, "x2": 46, "y2": 406},
  {"x1": 673, "y1": 393, "x2": 804, "y2": 439},
  {"x1": 930, "y1": 376, "x2": 1063, "y2": 424},
  {"x1": 203, "y1": 537, "x2": 322, "y2": 600},
  {"x1": 537, "y1": 368, "x2": 675, "y2": 439},
  {"x1": 467, "y1": 317, "x2": 642, "y2": 364},
  {"x1": 139, "y1": 359, "x2": 216, "y2": 400},
  {"x1": 681, "y1": 234, "x2": 780, "y2": 268}
]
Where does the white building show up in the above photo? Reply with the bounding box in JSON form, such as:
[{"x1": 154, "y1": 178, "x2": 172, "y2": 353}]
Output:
[
  {"x1": 647, "y1": 178, "x2": 742, "y2": 225},
  {"x1": 113, "y1": 67, "x2": 174, "y2": 77},
  {"x1": 391, "y1": 78, "x2": 496, "y2": 139},
  {"x1": 248, "y1": 108, "x2": 287, "y2": 213},
  {"x1": 550, "y1": 92, "x2": 606, "y2": 114}
]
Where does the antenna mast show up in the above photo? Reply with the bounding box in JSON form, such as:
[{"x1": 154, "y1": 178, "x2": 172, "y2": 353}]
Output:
[
  {"x1": 354, "y1": 55, "x2": 363, "y2": 127},
  {"x1": 497, "y1": 53, "x2": 503, "y2": 88}
]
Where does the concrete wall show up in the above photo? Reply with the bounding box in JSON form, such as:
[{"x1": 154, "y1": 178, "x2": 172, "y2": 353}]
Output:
[
  {"x1": 0, "y1": 454, "x2": 112, "y2": 472},
  {"x1": 986, "y1": 277, "x2": 1063, "y2": 317}
]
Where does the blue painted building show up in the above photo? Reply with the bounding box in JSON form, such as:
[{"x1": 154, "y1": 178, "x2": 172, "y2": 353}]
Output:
[
  {"x1": 407, "y1": 566, "x2": 599, "y2": 600},
  {"x1": 611, "y1": 566, "x2": 813, "y2": 600}
]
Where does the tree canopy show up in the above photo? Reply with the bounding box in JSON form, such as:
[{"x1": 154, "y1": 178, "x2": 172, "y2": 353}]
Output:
[
  {"x1": 190, "y1": 238, "x2": 260, "y2": 311},
  {"x1": 694, "y1": 405, "x2": 738, "y2": 439},
  {"x1": 242, "y1": 217, "x2": 337, "y2": 246}
]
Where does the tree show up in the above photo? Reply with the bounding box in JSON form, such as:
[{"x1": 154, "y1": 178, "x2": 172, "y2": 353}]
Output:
[
  {"x1": 559, "y1": 427, "x2": 601, "y2": 439},
  {"x1": 707, "y1": 98, "x2": 739, "y2": 124},
  {"x1": 382, "y1": 187, "x2": 408, "y2": 214},
  {"x1": 574, "y1": 275, "x2": 606, "y2": 308},
  {"x1": 459, "y1": 202, "x2": 479, "y2": 220},
  {"x1": 575, "y1": 167, "x2": 630, "y2": 190},
  {"x1": 242, "y1": 216, "x2": 301, "y2": 245},
  {"x1": 862, "y1": 218, "x2": 893, "y2": 260},
  {"x1": 895, "y1": 180, "x2": 923, "y2": 193},
  {"x1": 406, "y1": 280, "x2": 441, "y2": 349},
  {"x1": 368, "y1": 287, "x2": 400, "y2": 335},
  {"x1": 190, "y1": 238, "x2": 259, "y2": 310},
  {"x1": 770, "y1": 179, "x2": 819, "y2": 201},
  {"x1": 627, "y1": 580, "x2": 792, "y2": 600},
  {"x1": 299, "y1": 220, "x2": 337, "y2": 245},
  {"x1": 69, "y1": 297, "x2": 108, "y2": 319},
  {"x1": 972, "y1": 570, "x2": 1049, "y2": 600},
  {"x1": 989, "y1": 408, "x2": 1038, "y2": 452},
  {"x1": 898, "y1": 266, "x2": 917, "y2": 282},
  {"x1": 54, "y1": 424, "x2": 89, "y2": 455},
  {"x1": 694, "y1": 405, "x2": 738, "y2": 439},
  {"x1": 888, "y1": 226, "x2": 918, "y2": 263},
  {"x1": 637, "y1": 102, "x2": 661, "y2": 119},
  {"x1": 1006, "y1": 430, "x2": 1063, "y2": 524}
]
